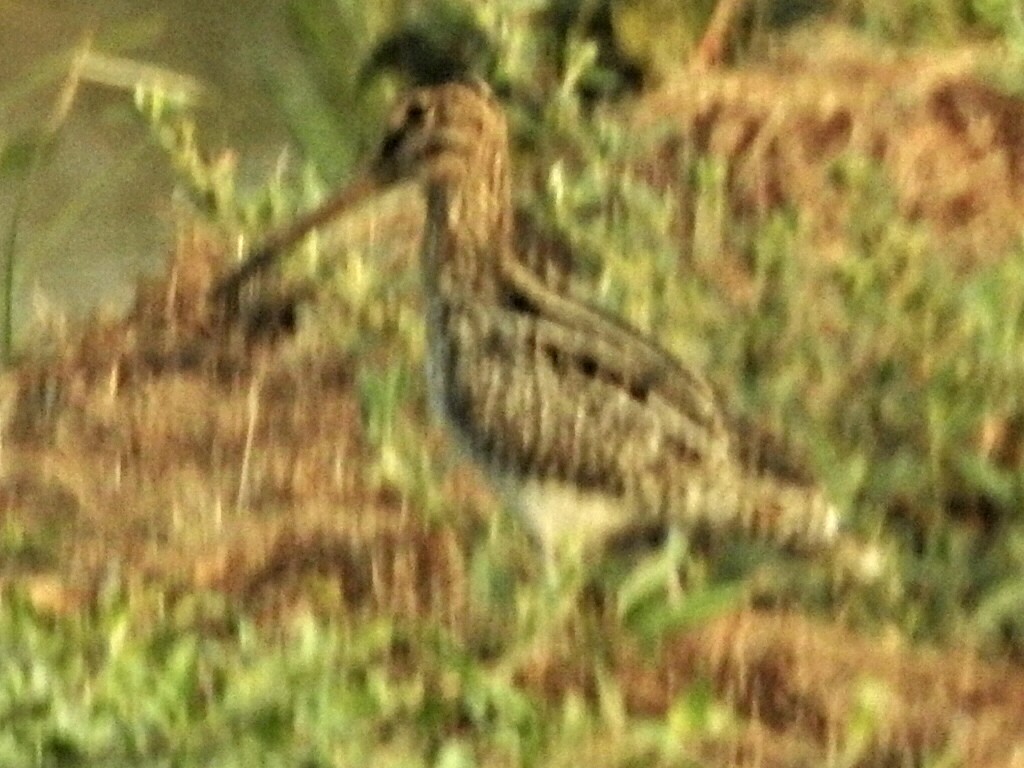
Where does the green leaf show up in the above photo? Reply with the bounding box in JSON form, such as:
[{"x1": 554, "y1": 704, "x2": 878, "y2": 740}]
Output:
[
  {"x1": 435, "y1": 739, "x2": 476, "y2": 768},
  {"x1": 972, "y1": 577, "x2": 1024, "y2": 638},
  {"x1": 954, "y1": 450, "x2": 1017, "y2": 510},
  {"x1": 616, "y1": 528, "x2": 688, "y2": 623},
  {"x1": 624, "y1": 581, "x2": 746, "y2": 641}
]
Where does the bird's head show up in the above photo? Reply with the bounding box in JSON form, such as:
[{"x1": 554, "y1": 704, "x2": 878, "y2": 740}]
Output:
[
  {"x1": 208, "y1": 81, "x2": 512, "y2": 303},
  {"x1": 371, "y1": 80, "x2": 509, "y2": 190}
]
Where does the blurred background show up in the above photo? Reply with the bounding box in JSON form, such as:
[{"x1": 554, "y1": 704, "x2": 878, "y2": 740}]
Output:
[{"x1": 1, "y1": 1, "x2": 304, "y2": 320}]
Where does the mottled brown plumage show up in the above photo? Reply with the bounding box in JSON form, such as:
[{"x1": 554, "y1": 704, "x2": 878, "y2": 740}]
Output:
[{"x1": 215, "y1": 81, "x2": 844, "y2": 561}]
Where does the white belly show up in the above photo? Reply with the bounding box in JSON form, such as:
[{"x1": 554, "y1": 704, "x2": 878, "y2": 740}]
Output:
[{"x1": 515, "y1": 477, "x2": 632, "y2": 559}]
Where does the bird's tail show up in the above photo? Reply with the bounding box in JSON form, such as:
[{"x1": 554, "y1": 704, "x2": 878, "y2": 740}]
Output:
[{"x1": 659, "y1": 466, "x2": 884, "y2": 581}]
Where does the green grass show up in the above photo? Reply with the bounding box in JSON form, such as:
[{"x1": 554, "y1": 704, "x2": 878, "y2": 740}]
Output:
[{"x1": 0, "y1": 575, "x2": 743, "y2": 768}]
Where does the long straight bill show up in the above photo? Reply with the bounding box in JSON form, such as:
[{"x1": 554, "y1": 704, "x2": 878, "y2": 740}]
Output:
[{"x1": 211, "y1": 172, "x2": 384, "y2": 301}]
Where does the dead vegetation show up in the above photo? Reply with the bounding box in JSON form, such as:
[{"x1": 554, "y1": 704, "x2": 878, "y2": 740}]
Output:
[{"x1": 636, "y1": 32, "x2": 1024, "y2": 269}]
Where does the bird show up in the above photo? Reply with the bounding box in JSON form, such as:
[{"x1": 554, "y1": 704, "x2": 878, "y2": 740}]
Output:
[{"x1": 213, "y1": 80, "x2": 850, "y2": 567}]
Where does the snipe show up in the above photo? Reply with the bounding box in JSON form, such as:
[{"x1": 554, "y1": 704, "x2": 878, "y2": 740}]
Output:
[{"x1": 215, "y1": 80, "x2": 850, "y2": 564}]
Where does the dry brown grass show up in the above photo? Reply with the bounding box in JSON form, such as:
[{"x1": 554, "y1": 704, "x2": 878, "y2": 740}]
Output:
[
  {"x1": 522, "y1": 608, "x2": 1024, "y2": 766},
  {"x1": 635, "y1": 31, "x2": 1024, "y2": 270}
]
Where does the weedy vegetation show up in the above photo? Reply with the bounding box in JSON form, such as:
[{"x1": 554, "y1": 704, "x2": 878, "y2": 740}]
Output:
[{"x1": 3, "y1": 0, "x2": 1024, "y2": 765}]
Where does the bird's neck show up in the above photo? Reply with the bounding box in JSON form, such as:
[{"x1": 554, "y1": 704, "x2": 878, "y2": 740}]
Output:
[{"x1": 421, "y1": 167, "x2": 514, "y2": 302}]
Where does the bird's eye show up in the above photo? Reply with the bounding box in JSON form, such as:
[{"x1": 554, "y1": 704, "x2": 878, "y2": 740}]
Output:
[
  {"x1": 380, "y1": 129, "x2": 403, "y2": 163},
  {"x1": 405, "y1": 101, "x2": 427, "y2": 127}
]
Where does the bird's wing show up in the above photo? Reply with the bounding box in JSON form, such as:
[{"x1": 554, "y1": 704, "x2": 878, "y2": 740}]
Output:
[
  {"x1": 497, "y1": 256, "x2": 723, "y2": 435},
  {"x1": 499, "y1": 256, "x2": 822, "y2": 486},
  {"x1": 438, "y1": 299, "x2": 839, "y2": 551},
  {"x1": 439, "y1": 296, "x2": 728, "y2": 491}
]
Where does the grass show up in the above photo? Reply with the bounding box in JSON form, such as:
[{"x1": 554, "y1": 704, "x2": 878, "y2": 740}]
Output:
[
  {"x1": 0, "y1": 588, "x2": 744, "y2": 767},
  {"x1": 4, "y1": 0, "x2": 1024, "y2": 765}
]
